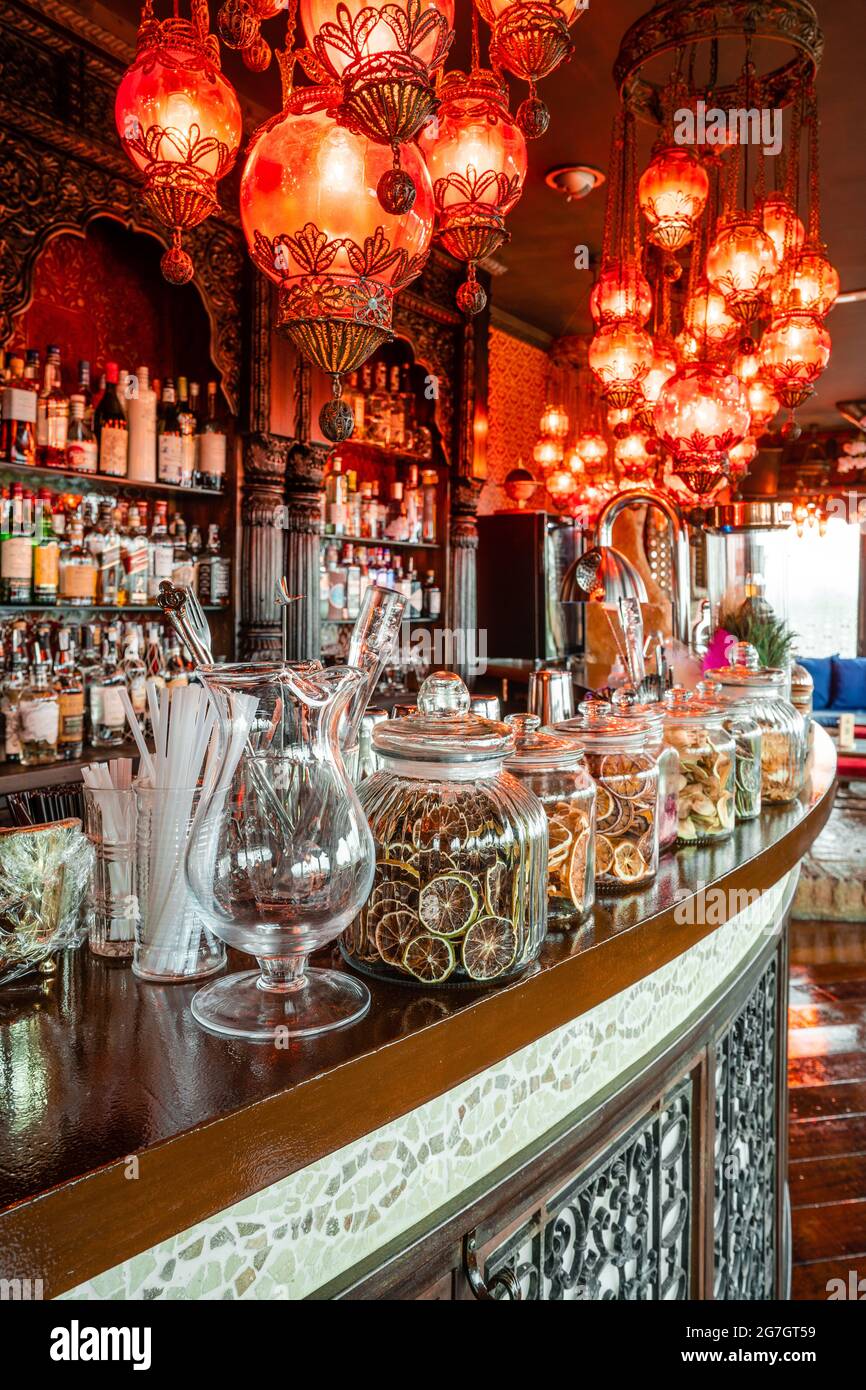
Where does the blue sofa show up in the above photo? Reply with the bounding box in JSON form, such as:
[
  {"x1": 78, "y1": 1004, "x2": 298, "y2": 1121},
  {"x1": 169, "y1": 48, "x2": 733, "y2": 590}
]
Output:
[{"x1": 798, "y1": 655, "x2": 866, "y2": 730}]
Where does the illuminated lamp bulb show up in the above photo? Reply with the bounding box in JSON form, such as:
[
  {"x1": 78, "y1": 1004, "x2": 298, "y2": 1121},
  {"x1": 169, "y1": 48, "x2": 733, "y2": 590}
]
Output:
[
  {"x1": 240, "y1": 85, "x2": 434, "y2": 441},
  {"x1": 638, "y1": 145, "x2": 709, "y2": 253},
  {"x1": 539, "y1": 401, "x2": 570, "y2": 439},
  {"x1": 116, "y1": 6, "x2": 243, "y2": 283},
  {"x1": 760, "y1": 192, "x2": 805, "y2": 267},
  {"x1": 572, "y1": 431, "x2": 608, "y2": 466},
  {"x1": 418, "y1": 67, "x2": 527, "y2": 314},
  {"x1": 589, "y1": 258, "x2": 653, "y2": 326},
  {"x1": 772, "y1": 242, "x2": 840, "y2": 317},
  {"x1": 614, "y1": 431, "x2": 651, "y2": 480},
  {"x1": 747, "y1": 377, "x2": 781, "y2": 432},
  {"x1": 760, "y1": 310, "x2": 831, "y2": 410},
  {"x1": 588, "y1": 318, "x2": 654, "y2": 409},
  {"x1": 547, "y1": 464, "x2": 576, "y2": 498},
  {"x1": 532, "y1": 435, "x2": 563, "y2": 469}
]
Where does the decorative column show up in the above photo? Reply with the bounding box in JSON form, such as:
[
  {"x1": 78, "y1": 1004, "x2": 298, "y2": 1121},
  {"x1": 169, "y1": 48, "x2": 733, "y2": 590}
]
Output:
[
  {"x1": 282, "y1": 440, "x2": 326, "y2": 662},
  {"x1": 240, "y1": 433, "x2": 290, "y2": 659},
  {"x1": 449, "y1": 476, "x2": 484, "y2": 686}
]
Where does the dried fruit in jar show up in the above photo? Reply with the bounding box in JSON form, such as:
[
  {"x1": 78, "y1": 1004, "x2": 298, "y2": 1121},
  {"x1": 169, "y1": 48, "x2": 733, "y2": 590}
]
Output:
[{"x1": 584, "y1": 751, "x2": 657, "y2": 890}]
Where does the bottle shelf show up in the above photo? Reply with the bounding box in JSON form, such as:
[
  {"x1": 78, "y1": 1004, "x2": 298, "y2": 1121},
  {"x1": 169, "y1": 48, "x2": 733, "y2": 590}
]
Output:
[
  {"x1": 0, "y1": 602, "x2": 225, "y2": 614},
  {"x1": 0, "y1": 741, "x2": 141, "y2": 797},
  {"x1": 320, "y1": 533, "x2": 440, "y2": 551},
  {"x1": 0, "y1": 458, "x2": 225, "y2": 499},
  {"x1": 337, "y1": 439, "x2": 437, "y2": 469}
]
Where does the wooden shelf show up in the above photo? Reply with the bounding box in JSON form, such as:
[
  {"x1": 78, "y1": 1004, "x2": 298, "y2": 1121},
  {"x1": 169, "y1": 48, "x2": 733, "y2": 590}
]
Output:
[
  {"x1": 0, "y1": 741, "x2": 140, "y2": 796},
  {"x1": 337, "y1": 439, "x2": 438, "y2": 468},
  {"x1": 0, "y1": 458, "x2": 226, "y2": 499},
  {"x1": 320, "y1": 533, "x2": 441, "y2": 551},
  {"x1": 0, "y1": 602, "x2": 225, "y2": 613}
]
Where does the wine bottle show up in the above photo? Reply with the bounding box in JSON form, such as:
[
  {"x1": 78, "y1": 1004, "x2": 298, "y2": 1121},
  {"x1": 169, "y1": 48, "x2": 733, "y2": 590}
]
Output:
[{"x1": 95, "y1": 362, "x2": 128, "y2": 477}]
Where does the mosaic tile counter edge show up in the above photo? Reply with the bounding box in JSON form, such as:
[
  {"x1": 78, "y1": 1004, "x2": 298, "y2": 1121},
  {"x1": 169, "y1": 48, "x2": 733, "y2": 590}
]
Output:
[{"x1": 61, "y1": 870, "x2": 796, "y2": 1301}]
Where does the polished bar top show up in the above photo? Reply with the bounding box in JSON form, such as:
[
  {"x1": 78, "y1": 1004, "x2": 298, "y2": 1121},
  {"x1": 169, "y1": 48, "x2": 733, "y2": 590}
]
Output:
[{"x1": 0, "y1": 726, "x2": 837, "y2": 1297}]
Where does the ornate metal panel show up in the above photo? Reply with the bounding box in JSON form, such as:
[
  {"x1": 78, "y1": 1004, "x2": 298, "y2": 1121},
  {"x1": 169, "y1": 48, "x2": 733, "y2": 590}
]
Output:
[
  {"x1": 483, "y1": 1078, "x2": 692, "y2": 1300},
  {"x1": 714, "y1": 958, "x2": 778, "y2": 1300}
]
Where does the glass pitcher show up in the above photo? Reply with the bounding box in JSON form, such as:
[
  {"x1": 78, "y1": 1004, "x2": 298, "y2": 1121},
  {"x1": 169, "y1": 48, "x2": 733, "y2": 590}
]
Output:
[{"x1": 185, "y1": 661, "x2": 376, "y2": 1042}]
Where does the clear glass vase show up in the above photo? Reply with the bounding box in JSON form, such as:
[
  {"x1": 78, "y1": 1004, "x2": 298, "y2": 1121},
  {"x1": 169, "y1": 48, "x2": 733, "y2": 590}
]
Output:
[{"x1": 185, "y1": 661, "x2": 375, "y2": 1042}]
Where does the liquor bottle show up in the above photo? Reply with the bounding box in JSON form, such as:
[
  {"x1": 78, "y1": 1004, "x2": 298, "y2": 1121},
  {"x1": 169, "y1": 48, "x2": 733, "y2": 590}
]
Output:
[
  {"x1": 400, "y1": 364, "x2": 417, "y2": 452},
  {"x1": 59, "y1": 515, "x2": 98, "y2": 606},
  {"x1": 359, "y1": 482, "x2": 375, "y2": 539},
  {"x1": 95, "y1": 362, "x2": 128, "y2": 477},
  {"x1": 1, "y1": 355, "x2": 37, "y2": 464},
  {"x1": 325, "y1": 454, "x2": 347, "y2": 536},
  {"x1": 147, "y1": 500, "x2": 175, "y2": 599},
  {"x1": 36, "y1": 345, "x2": 69, "y2": 467},
  {"x1": 1, "y1": 484, "x2": 33, "y2": 604},
  {"x1": 54, "y1": 626, "x2": 85, "y2": 759},
  {"x1": 162, "y1": 634, "x2": 189, "y2": 689},
  {"x1": 77, "y1": 361, "x2": 93, "y2": 426},
  {"x1": 177, "y1": 376, "x2": 197, "y2": 488},
  {"x1": 199, "y1": 381, "x2": 227, "y2": 490},
  {"x1": 170, "y1": 514, "x2": 195, "y2": 589},
  {"x1": 346, "y1": 469, "x2": 361, "y2": 536},
  {"x1": 324, "y1": 543, "x2": 346, "y2": 620},
  {"x1": 407, "y1": 556, "x2": 423, "y2": 615},
  {"x1": 1, "y1": 623, "x2": 29, "y2": 763},
  {"x1": 33, "y1": 489, "x2": 59, "y2": 603},
  {"x1": 89, "y1": 500, "x2": 122, "y2": 605},
  {"x1": 346, "y1": 371, "x2": 365, "y2": 438},
  {"x1": 367, "y1": 361, "x2": 390, "y2": 446},
  {"x1": 118, "y1": 369, "x2": 131, "y2": 412},
  {"x1": 89, "y1": 625, "x2": 127, "y2": 747},
  {"x1": 343, "y1": 543, "x2": 361, "y2": 620},
  {"x1": 188, "y1": 524, "x2": 203, "y2": 594},
  {"x1": 405, "y1": 464, "x2": 421, "y2": 542},
  {"x1": 196, "y1": 524, "x2": 230, "y2": 606},
  {"x1": 66, "y1": 394, "x2": 98, "y2": 474},
  {"x1": 126, "y1": 364, "x2": 157, "y2": 482},
  {"x1": 423, "y1": 570, "x2": 441, "y2": 619},
  {"x1": 18, "y1": 644, "x2": 60, "y2": 766},
  {"x1": 388, "y1": 364, "x2": 406, "y2": 449},
  {"x1": 157, "y1": 379, "x2": 183, "y2": 485},
  {"x1": 421, "y1": 469, "x2": 438, "y2": 543},
  {"x1": 122, "y1": 626, "x2": 148, "y2": 728},
  {"x1": 121, "y1": 503, "x2": 150, "y2": 606}
]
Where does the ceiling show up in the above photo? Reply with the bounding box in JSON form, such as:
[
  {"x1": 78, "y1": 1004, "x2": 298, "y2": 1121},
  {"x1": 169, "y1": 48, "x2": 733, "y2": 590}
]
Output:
[{"x1": 90, "y1": 0, "x2": 866, "y2": 426}]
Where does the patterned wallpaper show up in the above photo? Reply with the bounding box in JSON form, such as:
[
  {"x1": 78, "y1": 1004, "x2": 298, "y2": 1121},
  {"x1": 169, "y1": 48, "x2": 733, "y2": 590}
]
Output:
[{"x1": 480, "y1": 325, "x2": 549, "y2": 515}]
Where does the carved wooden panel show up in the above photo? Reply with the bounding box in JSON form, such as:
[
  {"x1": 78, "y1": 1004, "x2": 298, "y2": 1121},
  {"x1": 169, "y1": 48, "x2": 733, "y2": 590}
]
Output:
[
  {"x1": 714, "y1": 958, "x2": 779, "y2": 1300},
  {"x1": 483, "y1": 1078, "x2": 693, "y2": 1301}
]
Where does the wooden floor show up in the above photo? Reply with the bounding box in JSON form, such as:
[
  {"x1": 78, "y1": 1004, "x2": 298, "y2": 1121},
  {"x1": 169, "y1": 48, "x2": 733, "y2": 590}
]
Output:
[{"x1": 789, "y1": 919, "x2": 866, "y2": 1298}]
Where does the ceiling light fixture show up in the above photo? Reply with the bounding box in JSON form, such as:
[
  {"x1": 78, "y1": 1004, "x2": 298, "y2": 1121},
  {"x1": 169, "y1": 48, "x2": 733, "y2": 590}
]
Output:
[{"x1": 544, "y1": 164, "x2": 605, "y2": 202}]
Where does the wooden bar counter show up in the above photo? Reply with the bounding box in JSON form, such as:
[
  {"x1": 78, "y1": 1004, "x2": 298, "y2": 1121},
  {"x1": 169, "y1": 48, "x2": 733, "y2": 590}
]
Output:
[{"x1": 0, "y1": 729, "x2": 837, "y2": 1301}]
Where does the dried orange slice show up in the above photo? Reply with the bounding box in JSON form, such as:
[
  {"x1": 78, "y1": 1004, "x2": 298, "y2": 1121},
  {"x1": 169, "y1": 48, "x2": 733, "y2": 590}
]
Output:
[
  {"x1": 595, "y1": 784, "x2": 614, "y2": 823},
  {"x1": 485, "y1": 859, "x2": 512, "y2": 918},
  {"x1": 567, "y1": 829, "x2": 591, "y2": 910},
  {"x1": 596, "y1": 834, "x2": 614, "y2": 876},
  {"x1": 613, "y1": 841, "x2": 646, "y2": 882},
  {"x1": 461, "y1": 916, "x2": 517, "y2": 981},
  {"x1": 418, "y1": 873, "x2": 479, "y2": 938},
  {"x1": 375, "y1": 909, "x2": 419, "y2": 966},
  {"x1": 402, "y1": 933, "x2": 456, "y2": 983}
]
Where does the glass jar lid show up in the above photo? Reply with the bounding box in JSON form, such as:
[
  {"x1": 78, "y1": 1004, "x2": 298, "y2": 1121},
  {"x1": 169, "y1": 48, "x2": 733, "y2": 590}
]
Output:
[
  {"x1": 502, "y1": 713, "x2": 586, "y2": 771},
  {"x1": 663, "y1": 685, "x2": 727, "y2": 725},
  {"x1": 373, "y1": 671, "x2": 513, "y2": 765},
  {"x1": 704, "y1": 640, "x2": 787, "y2": 690},
  {"x1": 552, "y1": 698, "x2": 649, "y2": 752},
  {"x1": 610, "y1": 686, "x2": 666, "y2": 731}
]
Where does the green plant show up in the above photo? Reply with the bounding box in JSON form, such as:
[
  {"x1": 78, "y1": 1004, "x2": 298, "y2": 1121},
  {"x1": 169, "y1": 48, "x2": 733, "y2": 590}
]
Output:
[{"x1": 715, "y1": 597, "x2": 797, "y2": 669}]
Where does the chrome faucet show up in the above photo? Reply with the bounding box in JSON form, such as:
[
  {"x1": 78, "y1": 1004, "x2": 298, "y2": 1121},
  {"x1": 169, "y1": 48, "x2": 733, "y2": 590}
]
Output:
[{"x1": 595, "y1": 488, "x2": 692, "y2": 647}]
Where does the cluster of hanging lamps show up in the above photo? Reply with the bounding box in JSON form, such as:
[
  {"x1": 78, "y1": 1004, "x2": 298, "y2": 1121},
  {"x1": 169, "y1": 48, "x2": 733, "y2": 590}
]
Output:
[
  {"x1": 474, "y1": 0, "x2": 584, "y2": 138},
  {"x1": 116, "y1": 0, "x2": 243, "y2": 284}
]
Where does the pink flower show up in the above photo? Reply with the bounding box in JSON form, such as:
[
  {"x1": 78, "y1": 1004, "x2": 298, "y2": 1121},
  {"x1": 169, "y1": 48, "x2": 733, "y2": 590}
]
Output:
[{"x1": 703, "y1": 628, "x2": 736, "y2": 672}]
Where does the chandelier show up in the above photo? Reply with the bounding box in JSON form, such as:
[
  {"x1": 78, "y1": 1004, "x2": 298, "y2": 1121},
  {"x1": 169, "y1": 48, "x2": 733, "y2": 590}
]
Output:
[
  {"x1": 419, "y1": 17, "x2": 527, "y2": 314},
  {"x1": 298, "y1": 0, "x2": 453, "y2": 213},
  {"x1": 474, "y1": 0, "x2": 584, "y2": 138},
  {"x1": 116, "y1": 0, "x2": 243, "y2": 284},
  {"x1": 240, "y1": 56, "x2": 434, "y2": 440}
]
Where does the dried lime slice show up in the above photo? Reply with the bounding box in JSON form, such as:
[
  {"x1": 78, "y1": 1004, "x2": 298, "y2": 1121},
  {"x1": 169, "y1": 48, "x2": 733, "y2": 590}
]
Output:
[
  {"x1": 375, "y1": 909, "x2": 420, "y2": 967},
  {"x1": 461, "y1": 916, "x2": 518, "y2": 981},
  {"x1": 371, "y1": 878, "x2": 418, "y2": 912},
  {"x1": 402, "y1": 933, "x2": 456, "y2": 984},
  {"x1": 484, "y1": 859, "x2": 512, "y2": 918},
  {"x1": 378, "y1": 858, "x2": 420, "y2": 882},
  {"x1": 418, "y1": 873, "x2": 479, "y2": 938}
]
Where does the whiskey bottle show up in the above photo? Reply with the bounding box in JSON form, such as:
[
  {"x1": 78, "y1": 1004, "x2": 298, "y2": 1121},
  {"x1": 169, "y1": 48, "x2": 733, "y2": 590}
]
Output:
[
  {"x1": 33, "y1": 489, "x2": 60, "y2": 603},
  {"x1": 89, "y1": 626, "x2": 127, "y2": 747},
  {"x1": 59, "y1": 515, "x2": 98, "y2": 606},
  {"x1": 66, "y1": 394, "x2": 98, "y2": 474},
  {"x1": 54, "y1": 627, "x2": 85, "y2": 760},
  {"x1": 121, "y1": 503, "x2": 150, "y2": 606},
  {"x1": 18, "y1": 647, "x2": 60, "y2": 766}
]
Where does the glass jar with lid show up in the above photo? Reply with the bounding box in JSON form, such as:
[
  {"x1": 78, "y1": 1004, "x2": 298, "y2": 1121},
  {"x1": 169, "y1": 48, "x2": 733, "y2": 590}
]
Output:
[
  {"x1": 704, "y1": 642, "x2": 807, "y2": 804},
  {"x1": 663, "y1": 688, "x2": 736, "y2": 844},
  {"x1": 724, "y1": 711, "x2": 762, "y2": 822},
  {"x1": 552, "y1": 700, "x2": 658, "y2": 893},
  {"x1": 610, "y1": 687, "x2": 680, "y2": 855},
  {"x1": 342, "y1": 672, "x2": 548, "y2": 987},
  {"x1": 503, "y1": 714, "x2": 596, "y2": 927}
]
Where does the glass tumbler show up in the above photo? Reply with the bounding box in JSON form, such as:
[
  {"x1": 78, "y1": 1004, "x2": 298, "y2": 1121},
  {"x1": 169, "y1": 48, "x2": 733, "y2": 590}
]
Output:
[{"x1": 83, "y1": 785, "x2": 136, "y2": 960}]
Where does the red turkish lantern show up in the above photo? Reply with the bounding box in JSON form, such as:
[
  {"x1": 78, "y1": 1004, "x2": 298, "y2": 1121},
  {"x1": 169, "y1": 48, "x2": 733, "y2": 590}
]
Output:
[
  {"x1": 683, "y1": 281, "x2": 738, "y2": 353},
  {"x1": 572, "y1": 431, "x2": 608, "y2": 468},
  {"x1": 240, "y1": 83, "x2": 434, "y2": 440},
  {"x1": 747, "y1": 377, "x2": 780, "y2": 432},
  {"x1": 638, "y1": 145, "x2": 709, "y2": 253},
  {"x1": 760, "y1": 310, "x2": 831, "y2": 410},
  {"x1": 633, "y1": 338, "x2": 676, "y2": 432},
  {"x1": 760, "y1": 192, "x2": 805, "y2": 268},
  {"x1": 116, "y1": 0, "x2": 243, "y2": 284},
  {"x1": 532, "y1": 436, "x2": 563, "y2": 469},
  {"x1": 300, "y1": 0, "x2": 453, "y2": 212},
  {"x1": 614, "y1": 431, "x2": 651, "y2": 481},
  {"x1": 772, "y1": 241, "x2": 840, "y2": 317},
  {"x1": 706, "y1": 212, "x2": 779, "y2": 323},
  {"x1": 589, "y1": 258, "x2": 653, "y2": 327},
  {"x1": 475, "y1": 0, "x2": 583, "y2": 138},
  {"x1": 654, "y1": 360, "x2": 750, "y2": 498},
  {"x1": 588, "y1": 319, "x2": 654, "y2": 409},
  {"x1": 539, "y1": 401, "x2": 569, "y2": 439},
  {"x1": 418, "y1": 66, "x2": 527, "y2": 314},
  {"x1": 731, "y1": 337, "x2": 761, "y2": 385}
]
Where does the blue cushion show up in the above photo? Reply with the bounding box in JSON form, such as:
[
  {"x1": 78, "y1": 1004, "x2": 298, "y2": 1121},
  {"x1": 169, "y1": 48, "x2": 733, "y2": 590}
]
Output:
[
  {"x1": 798, "y1": 655, "x2": 833, "y2": 709},
  {"x1": 830, "y1": 656, "x2": 866, "y2": 711}
]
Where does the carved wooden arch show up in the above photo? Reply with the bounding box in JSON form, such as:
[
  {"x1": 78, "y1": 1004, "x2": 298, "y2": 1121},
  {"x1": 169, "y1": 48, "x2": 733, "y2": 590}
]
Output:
[
  {"x1": 0, "y1": 140, "x2": 245, "y2": 413},
  {"x1": 393, "y1": 294, "x2": 459, "y2": 467}
]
